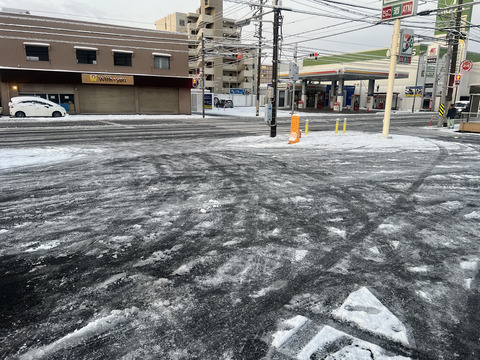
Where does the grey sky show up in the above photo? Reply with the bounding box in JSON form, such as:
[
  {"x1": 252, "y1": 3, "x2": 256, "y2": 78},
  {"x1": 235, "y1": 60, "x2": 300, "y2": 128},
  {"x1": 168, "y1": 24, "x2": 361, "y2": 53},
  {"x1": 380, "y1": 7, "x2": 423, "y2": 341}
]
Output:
[{"x1": 0, "y1": 0, "x2": 200, "y2": 28}]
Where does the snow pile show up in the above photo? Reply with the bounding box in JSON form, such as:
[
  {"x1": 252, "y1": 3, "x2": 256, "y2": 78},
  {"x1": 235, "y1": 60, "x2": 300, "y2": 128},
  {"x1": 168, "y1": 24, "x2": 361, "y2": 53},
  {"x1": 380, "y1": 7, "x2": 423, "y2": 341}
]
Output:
[
  {"x1": 332, "y1": 287, "x2": 410, "y2": 346},
  {"x1": 19, "y1": 307, "x2": 139, "y2": 360}
]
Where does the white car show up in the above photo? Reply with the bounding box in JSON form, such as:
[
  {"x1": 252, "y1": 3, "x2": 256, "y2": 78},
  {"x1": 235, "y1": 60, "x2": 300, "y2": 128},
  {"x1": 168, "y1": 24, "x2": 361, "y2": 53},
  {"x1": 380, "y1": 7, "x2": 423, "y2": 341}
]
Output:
[{"x1": 9, "y1": 96, "x2": 66, "y2": 118}]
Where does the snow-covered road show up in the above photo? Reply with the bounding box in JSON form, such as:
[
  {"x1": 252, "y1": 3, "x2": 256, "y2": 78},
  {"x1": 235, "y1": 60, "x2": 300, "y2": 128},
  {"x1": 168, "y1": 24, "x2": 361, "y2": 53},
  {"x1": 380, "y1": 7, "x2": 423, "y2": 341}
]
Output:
[{"x1": 1, "y1": 130, "x2": 479, "y2": 359}]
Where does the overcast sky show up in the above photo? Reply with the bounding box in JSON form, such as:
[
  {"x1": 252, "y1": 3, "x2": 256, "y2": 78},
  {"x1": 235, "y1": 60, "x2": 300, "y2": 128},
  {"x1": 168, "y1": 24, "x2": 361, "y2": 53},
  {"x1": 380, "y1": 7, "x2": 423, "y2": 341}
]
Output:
[{"x1": 2, "y1": 0, "x2": 480, "y2": 56}]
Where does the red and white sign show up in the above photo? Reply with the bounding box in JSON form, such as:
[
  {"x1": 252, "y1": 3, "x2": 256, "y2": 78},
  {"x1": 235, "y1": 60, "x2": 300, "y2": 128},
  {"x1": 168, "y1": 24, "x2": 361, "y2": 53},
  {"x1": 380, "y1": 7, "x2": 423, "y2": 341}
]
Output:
[
  {"x1": 382, "y1": 0, "x2": 417, "y2": 20},
  {"x1": 460, "y1": 59, "x2": 473, "y2": 72}
]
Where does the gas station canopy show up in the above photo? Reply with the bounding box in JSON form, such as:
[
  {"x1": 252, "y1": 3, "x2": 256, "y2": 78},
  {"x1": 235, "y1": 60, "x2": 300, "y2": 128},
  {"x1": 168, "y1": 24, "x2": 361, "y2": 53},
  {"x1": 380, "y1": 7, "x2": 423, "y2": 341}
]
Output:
[{"x1": 280, "y1": 66, "x2": 409, "y2": 82}]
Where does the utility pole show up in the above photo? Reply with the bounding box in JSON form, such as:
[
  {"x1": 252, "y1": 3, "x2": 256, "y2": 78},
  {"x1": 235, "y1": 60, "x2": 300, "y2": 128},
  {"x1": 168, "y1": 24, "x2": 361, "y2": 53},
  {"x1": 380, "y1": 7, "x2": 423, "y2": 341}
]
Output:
[
  {"x1": 438, "y1": 1, "x2": 463, "y2": 126},
  {"x1": 446, "y1": 0, "x2": 463, "y2": 112},
  {"x1": 271, "y1": 0, "x2": 281, "y2": 138},
  {"x1": 255, "y1": 0, "x2": 264, "y2": 117},
  {"x1": 202, "y1": 33, "x2": 206, "y2": 119},
  {"x1": 382, "y1": 18, "x2": 401, "y2": 137},
  {"x1": 438, "y1": 33, "x2": 453, "y2": 126}
]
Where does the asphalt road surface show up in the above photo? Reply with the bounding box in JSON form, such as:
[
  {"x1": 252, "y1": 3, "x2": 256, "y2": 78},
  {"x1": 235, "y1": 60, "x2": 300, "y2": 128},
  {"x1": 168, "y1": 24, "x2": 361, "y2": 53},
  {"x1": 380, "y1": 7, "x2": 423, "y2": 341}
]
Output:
[
  {"x1": 0, "y1": 112, "x2": 441, "y2": 147},
  {"x1": 1, "y1": 112, "x2": 480, "y2": 359}
]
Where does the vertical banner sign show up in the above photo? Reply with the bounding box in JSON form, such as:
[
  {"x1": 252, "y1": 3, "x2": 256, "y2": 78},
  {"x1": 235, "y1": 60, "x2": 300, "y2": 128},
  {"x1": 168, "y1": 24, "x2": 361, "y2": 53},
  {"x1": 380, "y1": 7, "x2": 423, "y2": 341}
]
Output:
[
  {"x1": 204, "y1": 94, "x2": 212, "y2": 109},
  {"x1": 398, "y1": 29, "x2": 414, "y2": 64},
  {"x1": 382, "y1": 0, "x2": 418, "y2": 20},
  {"x1": 422, "y1": 45, "x2": 439, "y2": 110}
]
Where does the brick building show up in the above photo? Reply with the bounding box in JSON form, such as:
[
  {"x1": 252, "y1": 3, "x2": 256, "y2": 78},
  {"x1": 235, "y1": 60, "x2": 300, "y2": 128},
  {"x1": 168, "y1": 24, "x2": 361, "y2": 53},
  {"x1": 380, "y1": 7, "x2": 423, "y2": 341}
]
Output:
[{"x1": 0, "y1": 10, "x2": 192, "y2": 115}]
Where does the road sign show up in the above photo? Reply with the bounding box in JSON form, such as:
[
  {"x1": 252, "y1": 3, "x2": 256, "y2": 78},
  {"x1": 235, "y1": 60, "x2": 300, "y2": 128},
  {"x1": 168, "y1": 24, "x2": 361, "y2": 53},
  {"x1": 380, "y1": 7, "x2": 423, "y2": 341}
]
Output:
[
  {"x1": 460, "y1": 59, "x2": 473, "y2": 72},
  {"x1": 382, "y1": 0, "x2": 417, "y2": 21},
  {"x1": 289, "y1": 62, "x2": 299, "y2": 81},
  {"x1": 439, "y1": 103, "x2": 445, "y2": 117}
]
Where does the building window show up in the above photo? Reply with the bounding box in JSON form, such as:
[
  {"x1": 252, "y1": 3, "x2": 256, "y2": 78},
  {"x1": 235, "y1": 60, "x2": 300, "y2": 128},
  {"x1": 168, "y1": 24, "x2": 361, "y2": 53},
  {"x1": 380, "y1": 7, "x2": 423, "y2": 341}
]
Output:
[
  {"x1": 25, "y1": 45, "x2": 49, "y2": 61},
  {"x1": 76, "y1": 49, "x2": 97, "y2": 64},
  {"x1": 113, "y1": 52, "x2": 132, "y2": 66},
  {"x1": 154, "y1": 55, "x2": 170, "y2": 70},
  {"x1": 179, "y1": 19, "x2": 185, "y2": 26}
]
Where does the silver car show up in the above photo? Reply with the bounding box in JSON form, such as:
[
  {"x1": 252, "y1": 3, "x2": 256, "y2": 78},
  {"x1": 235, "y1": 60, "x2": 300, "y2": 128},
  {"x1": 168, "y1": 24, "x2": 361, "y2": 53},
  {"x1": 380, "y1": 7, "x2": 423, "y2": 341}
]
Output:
[{"x1": 9, "y1": 96, "x2": 66, "y2": 118}]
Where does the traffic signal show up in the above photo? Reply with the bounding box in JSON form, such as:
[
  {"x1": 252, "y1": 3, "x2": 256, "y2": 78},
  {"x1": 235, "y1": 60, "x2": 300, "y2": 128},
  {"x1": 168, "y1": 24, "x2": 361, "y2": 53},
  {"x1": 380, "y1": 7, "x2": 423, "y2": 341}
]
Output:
[
  {"x1": 309, "y1": 53, "x2": 318, "y2": 60},
  {"x1": 455, "y1": 73, "x2": 462, "y2": 85},
  {"x1": 192, "y1": 78, "x2": 198, "y2": 88}
]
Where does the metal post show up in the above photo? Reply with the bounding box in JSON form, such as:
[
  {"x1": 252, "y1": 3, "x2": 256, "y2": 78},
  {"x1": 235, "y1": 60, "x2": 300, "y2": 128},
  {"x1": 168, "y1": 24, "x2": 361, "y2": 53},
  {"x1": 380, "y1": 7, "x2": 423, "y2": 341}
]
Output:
[
  {"x1": 202, "y1": 33, "x2": 205, "y2": 119},
  {"x1": 291, "y1": 43, "x2": 297, "y2": 115},
  {"x1": 271, "y1": 0, "x2": 280, "y2": 138},
  {"x1": 412, "y1": 53, "x2": 423, "y2": 113},
  {"x1": 382, "y1": 19, "x2": 401, "y2": 137}
]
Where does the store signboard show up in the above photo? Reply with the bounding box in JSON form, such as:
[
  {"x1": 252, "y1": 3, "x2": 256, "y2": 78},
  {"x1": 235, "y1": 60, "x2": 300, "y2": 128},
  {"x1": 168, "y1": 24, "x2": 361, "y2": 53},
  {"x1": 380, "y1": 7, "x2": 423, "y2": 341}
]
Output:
[
  {"x1": 82, "y1": 74, "x2": 134, "y2": 85},
  {"x1": 398, "y1": 29, "x2": 414, "y2": 64},
  {"x1": 382, "y1": 0, "x2": 418, "y2": 20}
]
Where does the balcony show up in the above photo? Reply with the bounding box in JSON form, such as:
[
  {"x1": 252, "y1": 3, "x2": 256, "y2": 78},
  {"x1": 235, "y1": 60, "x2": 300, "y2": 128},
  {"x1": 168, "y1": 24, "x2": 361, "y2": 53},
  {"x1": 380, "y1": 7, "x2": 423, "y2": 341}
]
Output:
[
  {"x1": 204, "y1": 80, "x2": 215, "y2": 89},
  {"x1": 196, "y1": 14, "x2": 214, "y2": 28},
  {"x1": 242, "y1": 68, "x2": 254, "y2": 77},
  {"x1": 223, "y1": 63, "x2": 240, "y2": 72},
  {"x1": 223, "y1": 75, "x2": 240, "y2": 84},
  {"x1": 223, "y1": 27, "x2": 240, "y2": 37},
  {"x1": 197, "y1": 28, "x2": 214, "y2": 39}
]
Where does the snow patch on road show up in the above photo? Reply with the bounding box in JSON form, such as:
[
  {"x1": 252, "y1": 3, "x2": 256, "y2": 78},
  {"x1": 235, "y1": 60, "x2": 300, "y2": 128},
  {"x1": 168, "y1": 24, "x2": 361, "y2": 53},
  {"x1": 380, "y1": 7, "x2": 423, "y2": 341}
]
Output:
[
  {"x1": 219, "y1": 132, "x2": 459, "y2": 152},
  {"x1": 465, "y1": 211, "x2": 480, "y2": 219},
  {"x1": 328, "y1": 227, "x2": 346, "y2": 239},
  {"x1": 0, "y1": 147, "x2": 94, "y2": 170},
  {"x1": 332, "y1": 287, "x2": 411, "y2": 346},
  {"x1": 272, "y1": 315, "x2": 309, "y2": 348}
]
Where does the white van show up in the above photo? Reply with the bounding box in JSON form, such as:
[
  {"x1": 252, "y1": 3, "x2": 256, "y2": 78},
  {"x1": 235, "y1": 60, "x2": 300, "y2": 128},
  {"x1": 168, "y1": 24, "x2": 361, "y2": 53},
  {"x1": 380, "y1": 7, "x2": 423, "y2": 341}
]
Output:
[{"x1": 9, "y1": 96, "x2": 66, "y2": 118}]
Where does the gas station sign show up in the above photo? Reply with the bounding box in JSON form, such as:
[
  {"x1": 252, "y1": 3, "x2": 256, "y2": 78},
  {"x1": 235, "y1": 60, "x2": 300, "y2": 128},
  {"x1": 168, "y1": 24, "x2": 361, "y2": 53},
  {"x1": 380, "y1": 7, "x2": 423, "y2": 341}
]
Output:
[{"x1": 382, "y1": 0, "x2": 418, "y2": 20}]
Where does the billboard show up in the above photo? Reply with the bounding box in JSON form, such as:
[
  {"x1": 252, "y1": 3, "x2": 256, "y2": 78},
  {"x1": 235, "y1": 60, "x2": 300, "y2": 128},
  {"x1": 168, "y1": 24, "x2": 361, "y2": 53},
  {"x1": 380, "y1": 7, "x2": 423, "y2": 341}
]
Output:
[{"x1": 434, "y1": 0, "x2": 473, "y2": 36}]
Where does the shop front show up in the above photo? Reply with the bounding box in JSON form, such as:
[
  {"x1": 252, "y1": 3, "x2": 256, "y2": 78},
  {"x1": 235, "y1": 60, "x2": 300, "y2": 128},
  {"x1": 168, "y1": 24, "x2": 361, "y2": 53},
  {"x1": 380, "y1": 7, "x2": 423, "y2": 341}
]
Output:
[{"x1": 1, "y1": 69, "x2": 191, "y2": 115}]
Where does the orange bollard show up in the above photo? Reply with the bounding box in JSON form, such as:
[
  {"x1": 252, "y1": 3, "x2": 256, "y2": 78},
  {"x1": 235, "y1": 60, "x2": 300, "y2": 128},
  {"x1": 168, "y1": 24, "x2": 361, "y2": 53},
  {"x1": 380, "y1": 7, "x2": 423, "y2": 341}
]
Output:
[
  {"x1": 430, "y1": 115, "x2": 433, "y2": 127},
  {"x1": 289, "y1": 114, "x2": 300, "y2": 144}
]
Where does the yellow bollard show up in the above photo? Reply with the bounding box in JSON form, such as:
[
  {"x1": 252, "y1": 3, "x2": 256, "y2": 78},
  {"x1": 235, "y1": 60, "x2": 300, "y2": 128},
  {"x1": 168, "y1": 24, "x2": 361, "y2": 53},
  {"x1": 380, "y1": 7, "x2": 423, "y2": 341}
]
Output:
[
  {"x1": 305, "y1": 119, "x2": 309, "y2": 135},
  {"x1": 288, "y1": 114, "x2": 300, "y2": 144},
  {"x1": 335, "y1": 119, "x2": 339, "y2": 134},
  {"x1": 343, "y1": 118, "x2": 347, "y2": 134}
]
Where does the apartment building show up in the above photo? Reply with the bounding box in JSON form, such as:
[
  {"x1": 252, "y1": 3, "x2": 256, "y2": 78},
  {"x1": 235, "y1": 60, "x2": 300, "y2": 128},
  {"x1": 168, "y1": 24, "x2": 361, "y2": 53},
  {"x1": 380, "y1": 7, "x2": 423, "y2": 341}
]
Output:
[
  {"x1": 155, "y1": 0, "x2": 256, "y2": 95},
  {"x1": 0, "y1": 11, "x2": 191, "y2": 115}
]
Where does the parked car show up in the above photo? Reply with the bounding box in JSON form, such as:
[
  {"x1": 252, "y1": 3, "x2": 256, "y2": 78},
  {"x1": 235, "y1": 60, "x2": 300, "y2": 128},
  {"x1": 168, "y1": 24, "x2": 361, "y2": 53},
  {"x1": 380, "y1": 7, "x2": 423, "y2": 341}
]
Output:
[
  {"x1": 9, "y1": 96, "x2": 66, "y2": 118},
  {"x1": 454, "y1": 101, "x2": 470, "y2": 118},
  {"x1": 218, "y1": 99, "x2": 234, "y2": 108}
]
